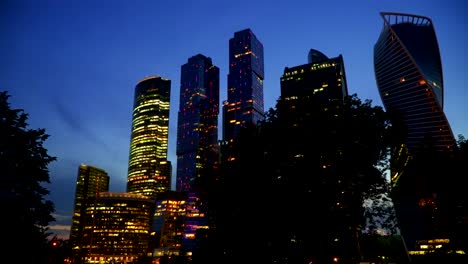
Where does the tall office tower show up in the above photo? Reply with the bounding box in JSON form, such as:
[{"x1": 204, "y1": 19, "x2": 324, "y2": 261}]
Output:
[
  {"x1": 374, "y1": 12, "x2": 458, "y2": 254},
  {"x1": 127, "y1": 76, "x2": 171, "y2": 200},
  {"x1": 374, "y1": 12, "x2": 456, "y2": 152},
  {"x1": 279, "y1": 50, "x2": 354, "y2": 260},
  {"x1": 152, "y1": 191, "x2": 187, "y2": 259},
  {"x1": 80, "y1": 192, "x2": 155, "y2": 264},
  {"x1": 281, "y1": 49, "x2": 348, "y2": 106},
  {"x1": 176, "y1": 54, "x2": 219, "y2": 192},
  {"x1": 69, "y1": 164, "x2": 109, "y2": 263},
  {"x1": 223, "y1": 28, "x2": 265, "y2": 142},
  {"x1": 176, "y1": 54, "x2": 219, "y2": 255}
]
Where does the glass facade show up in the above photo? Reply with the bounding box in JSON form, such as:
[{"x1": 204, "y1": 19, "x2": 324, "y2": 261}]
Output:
[
  {"x1": 127, "y1": 76, "x2": 172, "y2": 200},
  {"x1": 81, "y1": 192, "x2": 155, "y2": 263},
  {"x1": 176, "y1": 54, "x2": 219, "y2": 192},
  {"x1": 152, "y1": 191, "x2": 187, "y2": 258},
  {"x1": 374, "y1": 12, "x2": 458, "y2": 253},
  {"x1": 69, "y1": 164, "x2": 109, "y2": 262},
  {"x1": 223, "y1": 28, "x2": 265, "y2": 142},
  {"x1": 176, "y1": 54, "x2": 219, "y2": 256},
  {"x1": 374, "y1": 12, "x2": 456, "y2": 152}
]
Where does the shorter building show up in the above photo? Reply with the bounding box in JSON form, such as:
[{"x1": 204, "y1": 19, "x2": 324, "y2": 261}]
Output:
[
  {"x1": 80, "y1": 192, "x2": 155, "y2": 264},
  {"x1": 69, "y1": 164, "x2": 109, "y2": 263},
  {"x1": 281, "y1": 49, "x2": 348, "y2": 104},
  {"x1": 181, "y1": 192, "x2": 209, "y2": 254},
  {"x1": 152, "y1": 191, "x2": 187, "y2": 259},
  {"x1": 408, "y1": 238, "x2": 466, "y2": 263}
]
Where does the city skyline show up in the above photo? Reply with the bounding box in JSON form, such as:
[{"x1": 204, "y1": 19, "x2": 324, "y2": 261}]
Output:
[{"x1": 1, "y1": 0, "x2": 466, "y2": 239}]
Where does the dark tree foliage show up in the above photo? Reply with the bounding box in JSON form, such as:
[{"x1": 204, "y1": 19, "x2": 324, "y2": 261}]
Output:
[
  {"x1": 0, "y1": 91, "x2": 56, "y2": 263},
  {"x1": 359, "y1": 234, "x2": 408, "y2": 264},
  {"x1": 47, "y1": 237, "x2": 73, "y2": 264},
  {"x1": 197, "y1": 94, "x2": 395, "y2": 264}
]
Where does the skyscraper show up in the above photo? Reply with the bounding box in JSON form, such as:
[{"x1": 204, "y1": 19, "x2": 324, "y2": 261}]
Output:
[
  {"x1": 176, "y1": 54, "x2": 219, "y2": 192},
  {"x1": 374, "y1": 12, "x2": 459, "y2": 255},
  {"x1": 223, "y1": 28, "x2": 265, "y2": 142},
  {"x1": 69, "y1": 164, "x2": 109, "y2": 263},
  {"x1": 176, "y1": 54, "x2": 219, "y2": 255},
  {"x1": 281, "y1": 49, "x2": 348, "y2": 106},
  {"x1": 279, "y1": 50, "x2": 355, "y2": 260},
  {"x1": 127, "y1": 76, "x2": 171, "y2": 200},
  {"x1": 374, "y1": 12, "x2": 456, "y2": 153}
]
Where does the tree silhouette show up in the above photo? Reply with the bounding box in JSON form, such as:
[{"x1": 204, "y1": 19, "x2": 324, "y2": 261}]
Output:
[
  {"x1": 201, "y1": 94, "x2": 396, "y2": 263},
  {"x1": 0, "y1": 91, "x2": 56, "y2": 263}
]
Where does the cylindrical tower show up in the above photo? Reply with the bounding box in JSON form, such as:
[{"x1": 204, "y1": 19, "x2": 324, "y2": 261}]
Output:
[{"x1": 127, "y1": 76, "x2": 171, "y2": 199}]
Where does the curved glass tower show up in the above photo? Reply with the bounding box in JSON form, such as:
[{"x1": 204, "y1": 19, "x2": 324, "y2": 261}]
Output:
[
  {"x1": 374, "y1": 12, "x2": 455, "y2": 152},
  {"x1": 374, "y1": 12, "x2": 461, "y2": 254},
  {"x1": 127, "y1": 76, "x2": 171, "y2": 199}
]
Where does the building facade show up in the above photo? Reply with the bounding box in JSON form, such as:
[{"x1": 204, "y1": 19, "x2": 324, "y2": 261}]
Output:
[
  {"x1": 175, "y1": 54, "x2": 219, "y2": 255},
  {"x1": 374, "y1": 12, "x2": 456, "y2": 153},
  {"x1": 280, "y1": 49, "x2": 348, "y2": 107},
  {"x1": 80, "y1": 192, "x2": 155, "y2": 263},
  {"x1": 176, "y1": 54, "x2": 219, "y2": 192},
  {"x1": 278, "y1": 50, "x2": 357, "y2": 261},
  {"x1": 151, "y1": 191, "x2": 187, "y2": 258},
  {"x1": 69, "y1": 164, "x2": 109, "y2": 263},
  {"x1": 223, "y1": 28, "x2": 265, "y2": 142},
  {"x1": 374, "y1": 12, "x2": 459, "y2": 254},
  {"x1": 127, "y1": 76, "x2": 172, "y2": 200}
]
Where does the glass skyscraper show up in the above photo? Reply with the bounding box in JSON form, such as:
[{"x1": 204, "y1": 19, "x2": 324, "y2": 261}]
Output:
[
  {"x1": 374, "y1": 12, "x2": 459, "y2": 254},
  {"x1": 176, "y1": 54, "x2": 219, "y2": 192},
  {"x1": 223, "y1": 28, "x2": 265, "y2": 142},
  {"x1": 374, "y1": 12, "x2": 456, "y2": 153},
  {"x1": 176, "y1": 54, "x2": 219, "y2": 255},
  {"x1": 127, "y1": 76, "x2": 171, "y2": 200}
]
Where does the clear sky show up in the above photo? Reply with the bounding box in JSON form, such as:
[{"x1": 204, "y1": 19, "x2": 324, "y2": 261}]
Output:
[{"x1": 1, "y1": 0, "x2": 466, "y2": 239}]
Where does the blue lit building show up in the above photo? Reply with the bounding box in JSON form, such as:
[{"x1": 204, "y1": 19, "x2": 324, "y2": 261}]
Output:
[
  {"x1": 223, "y1": 28, "x2": 265, "y2": 142},
  {"x1": 176, "y1": 54, "x2": 219, "y2": 255},
  {"x1": 176, "y1": 54, "x2": 219, "y2": 192}
]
